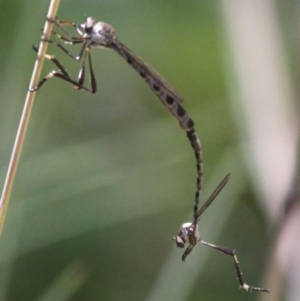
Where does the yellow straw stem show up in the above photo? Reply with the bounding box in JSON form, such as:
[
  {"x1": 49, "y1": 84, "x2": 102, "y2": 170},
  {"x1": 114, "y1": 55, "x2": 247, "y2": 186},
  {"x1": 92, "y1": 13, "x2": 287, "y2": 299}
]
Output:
[{"x1": 0, "y1": 0, "x2": 61, "y2": 234}]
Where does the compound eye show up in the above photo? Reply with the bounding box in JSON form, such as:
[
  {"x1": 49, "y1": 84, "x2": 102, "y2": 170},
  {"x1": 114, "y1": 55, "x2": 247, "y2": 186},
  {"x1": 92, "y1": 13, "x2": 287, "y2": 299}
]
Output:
[{"x1": 174, "y1": 236, "x2": 185, "y2": 248}]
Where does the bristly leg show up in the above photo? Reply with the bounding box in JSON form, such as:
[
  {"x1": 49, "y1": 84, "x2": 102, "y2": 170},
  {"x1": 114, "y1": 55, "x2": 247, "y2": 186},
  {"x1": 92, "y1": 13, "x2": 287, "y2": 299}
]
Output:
[
  {"x1": 201, "y1": 241, "x2": 270, "y2": 293},
  {"x1": 29, "y1": 42, "x2": 95, "y2": 93}
]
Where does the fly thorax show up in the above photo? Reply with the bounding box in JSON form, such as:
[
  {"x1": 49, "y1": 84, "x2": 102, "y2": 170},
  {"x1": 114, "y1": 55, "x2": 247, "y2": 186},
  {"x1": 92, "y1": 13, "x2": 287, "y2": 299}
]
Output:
[
  {"x1": 174, "y1": 222, "x2": 193, "y2": 248},
  {"x1": 90, "y1": 22, "x2": 115, "y2": 46}
]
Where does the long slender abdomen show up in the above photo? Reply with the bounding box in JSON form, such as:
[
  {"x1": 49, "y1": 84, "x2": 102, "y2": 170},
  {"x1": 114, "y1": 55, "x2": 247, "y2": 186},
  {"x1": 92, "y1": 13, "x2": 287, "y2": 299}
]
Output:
[
  {"x1": 111, "y1": 40, "x2": 203, "y2": 212},
  {"x1": 186, "y1": 129, "x2": 203, "y2": 220}
]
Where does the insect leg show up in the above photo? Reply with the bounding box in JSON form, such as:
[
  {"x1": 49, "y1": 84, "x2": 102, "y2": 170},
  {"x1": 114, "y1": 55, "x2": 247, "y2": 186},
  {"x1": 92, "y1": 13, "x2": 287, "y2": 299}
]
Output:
[
  {"x1": 201, "y1": 240, "x2": 270, "y2": 293},
  {"x1": 29, "y1": 45, "x2": 94, "y2": 93}
]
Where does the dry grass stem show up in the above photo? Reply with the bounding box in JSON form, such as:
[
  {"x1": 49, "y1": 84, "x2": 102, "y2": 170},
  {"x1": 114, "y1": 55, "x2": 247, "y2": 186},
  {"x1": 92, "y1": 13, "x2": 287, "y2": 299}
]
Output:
[{"x1": 0, "y1": 0, "x2": 61, "y2": 233}]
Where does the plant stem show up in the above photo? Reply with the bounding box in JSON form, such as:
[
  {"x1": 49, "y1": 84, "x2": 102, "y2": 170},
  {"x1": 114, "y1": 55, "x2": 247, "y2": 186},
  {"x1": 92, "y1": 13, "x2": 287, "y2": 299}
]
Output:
[{"x1": 0, "y1": 0, "x2": 61, "y2": 234}]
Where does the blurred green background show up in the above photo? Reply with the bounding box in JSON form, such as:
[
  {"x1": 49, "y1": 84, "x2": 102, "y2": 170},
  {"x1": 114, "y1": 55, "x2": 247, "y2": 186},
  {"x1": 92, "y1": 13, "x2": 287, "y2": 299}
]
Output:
[{"x1": 0, "y1": 0, "x2": 296, "y2": 301}]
